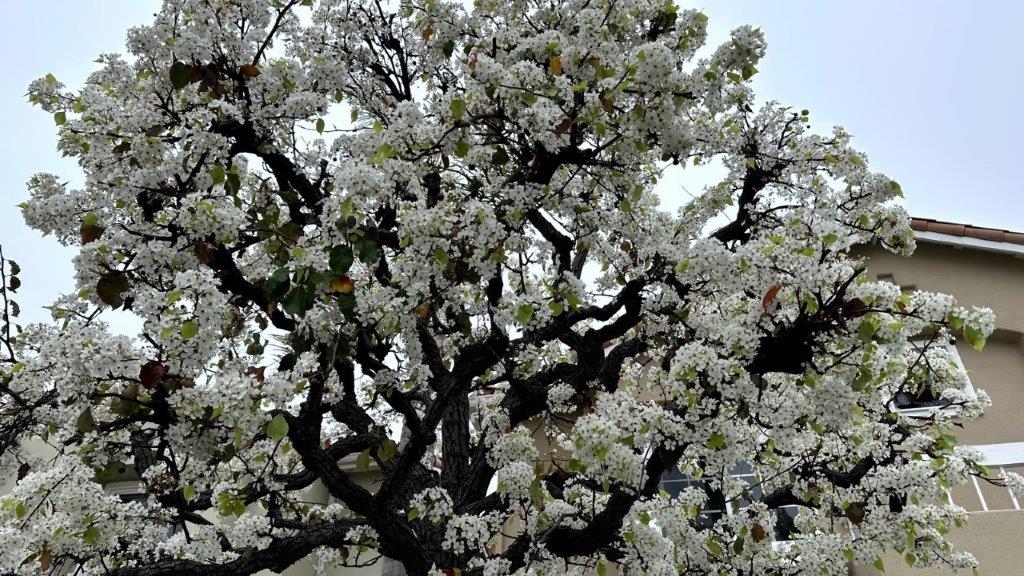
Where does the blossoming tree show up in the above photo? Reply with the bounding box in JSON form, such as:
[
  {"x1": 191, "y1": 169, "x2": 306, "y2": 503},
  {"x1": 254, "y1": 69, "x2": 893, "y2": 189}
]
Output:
[{"x1": 1, "y1": 1, "x2": 1015, "y2": 575}]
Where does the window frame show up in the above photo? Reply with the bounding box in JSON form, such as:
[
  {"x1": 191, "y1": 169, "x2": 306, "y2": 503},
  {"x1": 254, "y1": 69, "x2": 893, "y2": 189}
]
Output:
[
  {"x1": 896, "y1": 339, "x2": 976, "y2": 416},
  {"x1": 659, "y1": 464, "x2": 801, "y2": 544},
  {"x1": 954, "y1": 442, "x2": 1024, "y2": 512}
]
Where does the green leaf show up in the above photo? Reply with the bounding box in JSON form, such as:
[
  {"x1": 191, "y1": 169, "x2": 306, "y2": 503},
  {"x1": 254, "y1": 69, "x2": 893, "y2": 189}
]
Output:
[
  {"x1": 454, "y1": 140, "x2": 470, "y2": 158},
  {"x1": 180, "y1": 321, "x2": 199, "y2": 340},
  {"x1": 315, "y1": 118, "x2": 325, "y2": 134},
  {"x1": 873, "y1": 556, "x2": 885, "y2": 573},
  {"x1": 374, "y1": 142, "x2": 396, "y2": 160},
  {"x1": 407, "y1": 507, "x2": 421, "y2": 521},
  {"x1": 183, "y1": 485, "x2": 196, "y2": 502},
  {"x1": 936, "y1": 433, "x2": 958, "y2": 452},
  {"x1": 706, "y1": 433, "x2": 727, "y2": 451},
  {"x1": 357, "y1": 240, "x2": 380, "y2": 264},
  {"x1": 211, "y1": 164, "x2": 226, "y2": 185},
  {"x1": 53, "y1": 111, "x2": 66, "y2": 126},
  {"x1": 329, "y1": 246, "x2": 354, "y2": 274},
  {"x1": 226, "y1": 169, "x2": 242, "y2": 193},
  {"x1": 166, "y1": 290, "x2": 182, "y2": 305},
  {"x1": 356, "y1": 449, "x2": 372, "y2": 471},
  {"x1": 282, "y1": 286, "x2": 315, "y2": 316},
  {"x1": 169, "y1": 61, "x2": 191, "y2": 90},
  {"x1": 515, "y1": 304, "x2": 534, "y2": 324},
  {"x1": 378, "y1": 438, "x2": 398, "y2": 461},
  {"x1": 964, "y1": 325, "x2": 986, "y2": 351},
  {"x1": 14, "y1": 501, "x2": 27, "y2": 519},
  {"x1": 433, "y1": 248, "x2": 449, "y2": 265},
  {"x1": 450, "y1": 98, "x2": 467, "y2": 120},
  {"x1": 82, "y1": 525, "x2": 101, "y2": 545},
  {"x1": 946, "y1": 311, "x2": 965, "y2": 330},
  {"x1": 858, "y1": 315, "x2": 880, "y2": 342},
  {"x1": 491, "y1": 147, "x2": 510, "y2": 166},
  {"x1": 267, "y1": 413, "x2": 289, "y2": 441},
  {"x1": 266, "y1": 268, "x2": 291, "y2": 299},
  {"x1": 707, "y1": 537, "x2": 723, "y2": 557},
  {"x1": 529, "y1": 478, "x2": 545, "y2": 506}
]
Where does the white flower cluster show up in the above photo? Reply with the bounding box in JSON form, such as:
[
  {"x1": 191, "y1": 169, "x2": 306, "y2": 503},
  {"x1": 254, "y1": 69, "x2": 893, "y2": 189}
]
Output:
[{"x1": 408, "y1": 487, "x2": 454, "y2": 525}]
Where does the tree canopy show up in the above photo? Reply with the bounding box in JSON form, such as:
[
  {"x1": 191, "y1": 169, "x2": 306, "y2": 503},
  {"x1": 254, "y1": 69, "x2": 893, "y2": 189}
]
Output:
[{"x1": 0, "y1": 1, "x2": 1016, "y2": 575}]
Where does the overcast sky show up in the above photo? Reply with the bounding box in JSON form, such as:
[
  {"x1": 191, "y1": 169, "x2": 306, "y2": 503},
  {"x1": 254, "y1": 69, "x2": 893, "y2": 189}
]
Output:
[{"x1": 2, "y1": 1, "x2": 1022, "y2": 325}]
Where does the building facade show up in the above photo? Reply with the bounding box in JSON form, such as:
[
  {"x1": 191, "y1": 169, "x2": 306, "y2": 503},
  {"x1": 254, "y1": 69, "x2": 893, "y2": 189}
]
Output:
[{"x1": 851, "y1": 218, "x2": 1024, "y2": 576}]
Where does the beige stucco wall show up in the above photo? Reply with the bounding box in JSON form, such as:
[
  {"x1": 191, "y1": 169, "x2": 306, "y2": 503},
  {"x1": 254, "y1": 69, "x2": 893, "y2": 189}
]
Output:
[
  {"x1": 848, "y1": 510, "x2": 1024, "y2": 576},
  {"x1": 860, "y1": 241, "x2": 1024, "y2": 446},
  {"x1": 862, "y1": 242, "x2": 1024, "y2": 333},
  {"x1": 856, "y1": 240, "x2": 1024, "y2": 575}
]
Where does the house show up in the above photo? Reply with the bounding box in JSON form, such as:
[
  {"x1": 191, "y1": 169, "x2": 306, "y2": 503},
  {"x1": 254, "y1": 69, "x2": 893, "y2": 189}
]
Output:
[{"x1": 850, "y1": 218, "x2": 1024, "y2": 576}]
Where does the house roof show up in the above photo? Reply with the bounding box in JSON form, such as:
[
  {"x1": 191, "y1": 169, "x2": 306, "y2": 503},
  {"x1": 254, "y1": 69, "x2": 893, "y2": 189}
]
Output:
[
  {"x1": 911, "y1": 218, "x2": 1024, "y2": 245},
  {"x1": 910, "y1": 218, "x2": 1024, "y2": 256}
]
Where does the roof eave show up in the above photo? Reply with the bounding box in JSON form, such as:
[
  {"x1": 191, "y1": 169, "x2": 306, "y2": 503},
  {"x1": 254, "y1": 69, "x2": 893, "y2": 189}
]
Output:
[{"x1": 915, "y1": 230, "x2": 1024, "y2": 257}]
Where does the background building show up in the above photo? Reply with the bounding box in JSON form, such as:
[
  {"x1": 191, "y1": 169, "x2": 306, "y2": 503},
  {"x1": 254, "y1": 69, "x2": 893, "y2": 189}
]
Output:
[{"x1": 852, "y1": 218, "x2": 1024, "y2": 576}]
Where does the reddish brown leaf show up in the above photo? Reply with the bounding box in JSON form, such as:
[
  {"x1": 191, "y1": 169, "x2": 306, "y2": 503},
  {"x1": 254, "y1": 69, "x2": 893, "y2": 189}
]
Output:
[
  {"x1": 841, "y1": 297, "x2": 867, "y2": 318},
  {"x1": 554, "y1": 119, "x2": 572, "y2": 135},
  {"x1": 240, "y1": 64, "x2": 261, "y2": 78},
  {"x1": 330, "y1": 274, "x2": 355, "y2": 294},
  {"x1": 40, "y1": 548, "x2": 53, "y2": 572},
  {"x1": 194, "y1": 243, "x2": 213, "y2": 265},
  {"x1": 751, "y1": 522, "x2": 767, "y2": 542},
  {"x1": 246, "y1": 365, "x2": 266, "y2": 384},
  {"x1": 96, "y1": 273, "x2": 129, "y2": 308},
  {"x1": 139, "y1": 360, "x2": 168, "y2": 389},
  {"x1": 762, "y1": 282, "x2": 784, "y2": 311}
]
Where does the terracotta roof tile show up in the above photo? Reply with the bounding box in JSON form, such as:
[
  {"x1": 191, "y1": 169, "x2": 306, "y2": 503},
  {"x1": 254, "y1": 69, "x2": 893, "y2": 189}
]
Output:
[{"x1": 910, "y1": 218, "x2": 1024, "y2": 247}]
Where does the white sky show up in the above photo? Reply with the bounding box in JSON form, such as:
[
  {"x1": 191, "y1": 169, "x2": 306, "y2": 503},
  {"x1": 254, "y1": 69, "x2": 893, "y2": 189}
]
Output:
[{"x1": 2, "y1": 1, "x2": 1022, "y2": 326}]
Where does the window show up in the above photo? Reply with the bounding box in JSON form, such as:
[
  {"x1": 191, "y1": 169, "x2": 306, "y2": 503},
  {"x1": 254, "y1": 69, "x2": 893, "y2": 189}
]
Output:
[
  {"x1": 660, "y1": 467, "x2": 724, "y2": 529},
  {"x1": 104, "y1": 480, "x2": 148, "y2": 502},
  {"x1": 772, "y1": 506, "x2": 800, "y2": 541},
  {"x1": 104, "y1": 481, "x2": 180, "y2": 536},
  {"x1": 660, "y1": 463, "x2": 799, "y2": 541},
  {"x1": 895, "y1": 339, "x2": 975, "y2": 414},
  {"x1": 947, "y1": 442, "x2": 1024, "y2": 512}
]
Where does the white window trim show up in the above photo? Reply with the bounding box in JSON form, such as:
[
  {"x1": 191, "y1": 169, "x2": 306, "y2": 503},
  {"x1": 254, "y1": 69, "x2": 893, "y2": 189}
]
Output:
[
  {"x1": 972, "y1": 442, "x2": 1024, "y2": 467},
  {"x1": 898, "y1": 340, "x2": 976, "y2": 417},
  {"x1": 949, "y1": 442, "x2": 1024, "y2": 512},
  {"x1": 103, "y1": 480, "x2": 146, "y2": 496}
]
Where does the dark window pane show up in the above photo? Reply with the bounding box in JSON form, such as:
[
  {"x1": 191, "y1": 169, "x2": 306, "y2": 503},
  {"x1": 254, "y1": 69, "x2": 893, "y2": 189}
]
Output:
[
  {"x1": 773, "y1": 506, "x2": 800, "y2": 541},
  {"x1": 730, "y1": 461, "x2": 754, "y2": 475},
  {"x1": 894, "y1": 385, "x2": 946, "y2": 409},
  {"x1": 694, "y1": 510, "x2": 722, "y2": 530}
]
